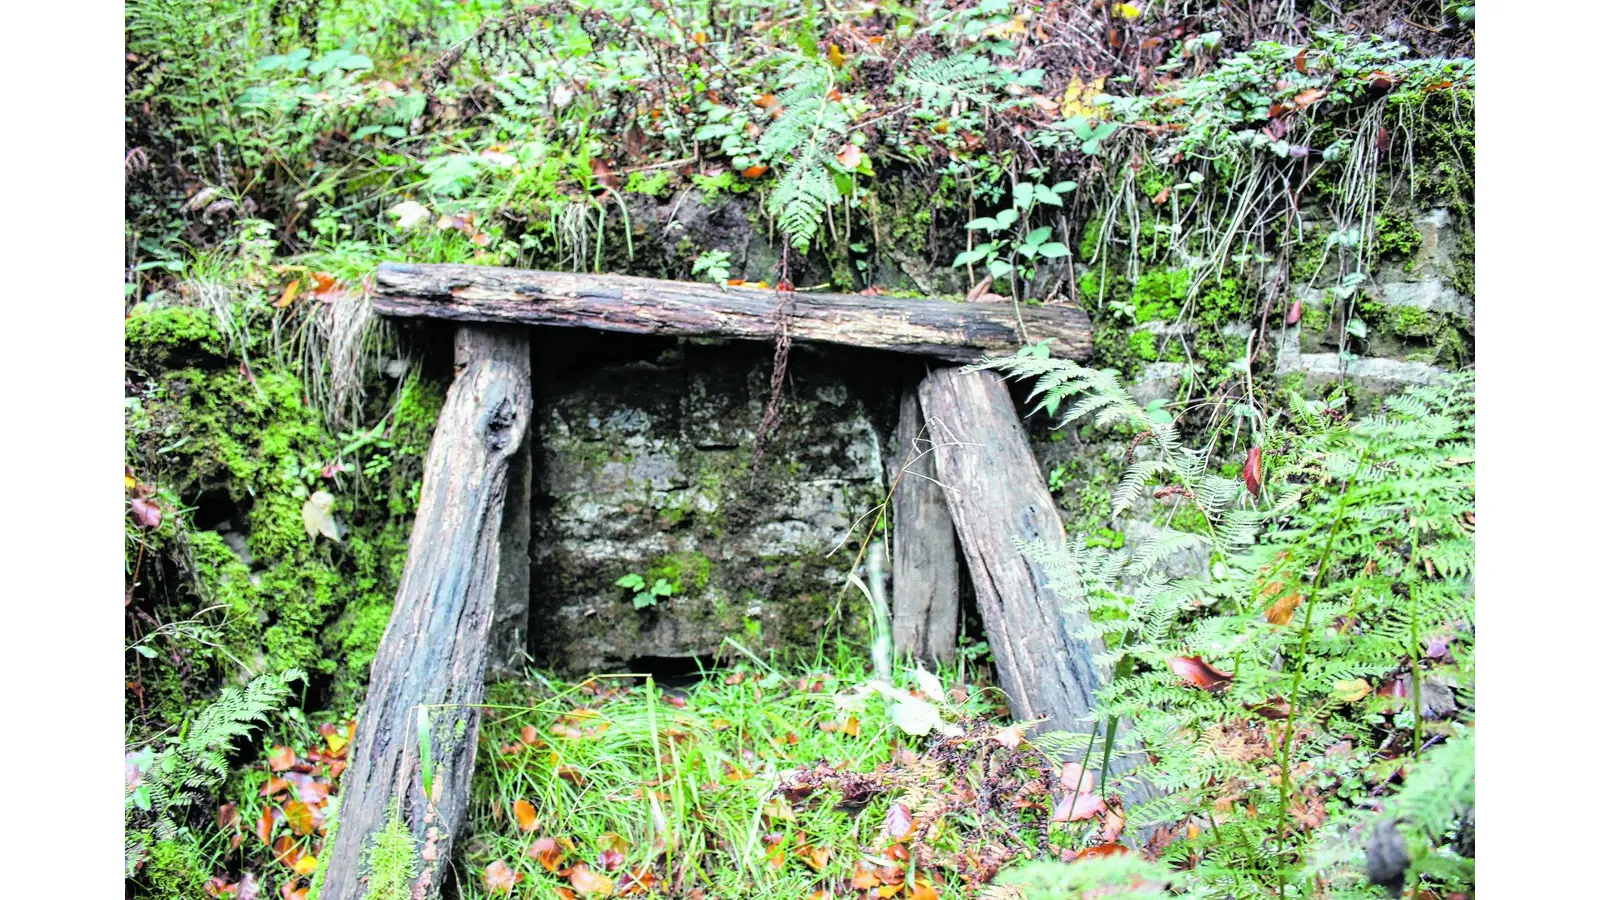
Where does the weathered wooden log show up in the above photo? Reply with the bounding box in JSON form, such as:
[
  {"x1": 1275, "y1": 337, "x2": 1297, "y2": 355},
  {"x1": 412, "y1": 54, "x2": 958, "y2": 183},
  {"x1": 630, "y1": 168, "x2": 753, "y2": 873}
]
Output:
[
  {"x1": 889, "y1": 375, "x2": 960, "y2": 665},
  {"x1": 919, "y1": 367, "x2": 1152, "y2": 804},
  {"x1": 918, "y1": 367, "x2": 1105, "y2": 729},
  {"x1": 461, "y1": 329, "x2": 534, "y2": 680},
  {"x1": 320, "y1": 325, "x2": 532, "y2": 900},
  {"x1": 374, "y1": 262, "x2": 1092, "y2": 363}
]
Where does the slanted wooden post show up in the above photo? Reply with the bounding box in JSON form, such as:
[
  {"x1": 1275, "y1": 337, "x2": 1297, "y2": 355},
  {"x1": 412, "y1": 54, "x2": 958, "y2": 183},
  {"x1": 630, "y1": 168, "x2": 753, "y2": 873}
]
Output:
[
  {"x1": 889, "y1": 375, "x2": 960, "y2": 665},
  {"x1": 320, "y1": 325, "x2": 532, "y2": 900},
  {"x1": 918, "y1": 367, "x2": 1103, "y2": 730}
]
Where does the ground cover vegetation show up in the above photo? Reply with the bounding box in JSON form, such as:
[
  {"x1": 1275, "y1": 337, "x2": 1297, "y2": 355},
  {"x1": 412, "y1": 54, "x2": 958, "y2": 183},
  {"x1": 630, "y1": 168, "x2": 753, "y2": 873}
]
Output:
[{"x1": 125, "y1": 1, "x2": 1474, "y2": 897}]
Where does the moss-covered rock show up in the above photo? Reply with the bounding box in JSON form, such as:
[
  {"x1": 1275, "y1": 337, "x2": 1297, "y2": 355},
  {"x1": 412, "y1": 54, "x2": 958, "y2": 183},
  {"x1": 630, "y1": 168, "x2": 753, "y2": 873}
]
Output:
[{"x1": 124, "y1": 301, "x2": 444, "y2": 734}]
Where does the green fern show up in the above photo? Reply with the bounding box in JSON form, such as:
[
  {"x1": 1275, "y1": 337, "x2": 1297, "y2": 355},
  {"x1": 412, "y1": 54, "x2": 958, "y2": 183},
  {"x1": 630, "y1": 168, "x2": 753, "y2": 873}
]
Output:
[
  {"x1": 125, "y1": 668, "x2": 306, "y2": 874},
  {"x1": 989, "y1": 352, "x2": 1475, "y2": 896},
  {"x1": 759, "y1": 56, "x2": 849, "y2": 253},
  {"x1": 892, "y1": 52, "x2": 1004, "y2": 108}
]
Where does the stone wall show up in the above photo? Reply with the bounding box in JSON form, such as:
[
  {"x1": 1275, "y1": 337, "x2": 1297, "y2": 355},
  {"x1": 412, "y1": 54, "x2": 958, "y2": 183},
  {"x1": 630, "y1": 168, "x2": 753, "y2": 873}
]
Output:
[{"x1": 519, "y1": 331, "x2": 910, "y2": 673}]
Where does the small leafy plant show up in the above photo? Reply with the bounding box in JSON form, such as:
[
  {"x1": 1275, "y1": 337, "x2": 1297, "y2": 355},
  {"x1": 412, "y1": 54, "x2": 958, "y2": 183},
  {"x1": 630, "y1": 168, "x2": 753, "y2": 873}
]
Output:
[
  {"x1": 953, "y1": 177, "x2": 1075, "y2": 294},
  {"x1": 615, "y1": 572, "x2": 674, "y2": 609}
]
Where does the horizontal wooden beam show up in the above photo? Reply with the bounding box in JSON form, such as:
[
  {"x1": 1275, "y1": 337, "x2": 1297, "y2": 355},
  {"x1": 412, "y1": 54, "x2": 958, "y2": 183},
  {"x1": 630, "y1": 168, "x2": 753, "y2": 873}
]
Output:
[{"x1": 374, "y1": 263, "x2": 1092, "y2": 363}]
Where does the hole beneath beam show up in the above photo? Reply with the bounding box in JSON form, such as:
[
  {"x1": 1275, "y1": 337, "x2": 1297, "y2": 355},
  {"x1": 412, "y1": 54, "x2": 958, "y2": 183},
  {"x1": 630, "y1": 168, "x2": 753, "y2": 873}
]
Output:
[{"x1": 618, "y1": 654, "x2": 715, "y2": 689}]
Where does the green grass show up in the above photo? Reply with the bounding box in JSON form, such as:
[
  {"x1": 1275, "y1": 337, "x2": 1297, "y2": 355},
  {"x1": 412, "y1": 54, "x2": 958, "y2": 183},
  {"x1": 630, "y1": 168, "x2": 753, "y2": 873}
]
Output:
[{"x1": 459, "y1": 645, "x2": 1012, "y2": 898}]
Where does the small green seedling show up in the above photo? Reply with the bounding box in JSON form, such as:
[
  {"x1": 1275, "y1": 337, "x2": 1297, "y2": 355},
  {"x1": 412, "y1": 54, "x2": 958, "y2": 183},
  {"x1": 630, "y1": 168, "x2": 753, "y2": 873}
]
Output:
[{"x1": 616, "y1": 573, "x2": 674, "y2": 609}]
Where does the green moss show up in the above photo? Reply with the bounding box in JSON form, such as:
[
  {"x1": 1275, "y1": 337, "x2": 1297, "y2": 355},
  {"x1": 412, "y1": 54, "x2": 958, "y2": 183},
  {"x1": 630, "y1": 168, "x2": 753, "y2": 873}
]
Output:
[
  {"x1": 1131, "y1": 268, "x2": 1190, "y2": 323},
  {"x1": 1127, "y1": 330, "x2": 1158, "y2": 361},
  {"x1": 125, "y1": 305, "x2": 228, "y2": 370},
  {"x1": 647, "y1": 550, "x2": 714, "y2": 595},
  {"x1": 137, "y1": 839, "x2": 211, "y2": 900},
  {"x1": 1385, "y1": 304, "x2": 1435, "y2": 339},
  {"x1": 128, "y1": 316, "x2": 445, "y2": 730},
  {"x1": 1373, "y1": 212, "x2": 1422, "y2": 261},
  {"x1": 625, "y1": 169, "x2": 674, "y2": 197}
]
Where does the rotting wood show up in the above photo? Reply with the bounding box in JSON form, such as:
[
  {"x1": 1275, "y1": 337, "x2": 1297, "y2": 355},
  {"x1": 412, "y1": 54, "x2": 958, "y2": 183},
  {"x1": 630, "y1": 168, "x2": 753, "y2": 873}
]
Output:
[
  {"x1": 319, "y1": 325, "x2": 532, "y2": 900},
  {"x1": 919, "y1": 367, "x2": 1150, "y2": 802},
  {"x1": 889, "y1": 374, "x2": 960, "y2": 665},
  {"x1": 373, "y1": 262, "x2": 1092, "y2": 363}
]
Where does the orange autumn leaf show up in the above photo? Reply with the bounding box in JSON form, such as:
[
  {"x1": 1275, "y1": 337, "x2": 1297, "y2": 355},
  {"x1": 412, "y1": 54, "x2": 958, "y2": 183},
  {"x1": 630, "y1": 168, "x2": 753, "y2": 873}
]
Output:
[
  {"x1": 268, "y1": 745, "x2": 297, "y2": 772},
  {"x1": 279, "y1": 880, "x2": 309, "y2": 900},
  {"x1": 1264, "y1": 592, "x2": 1302, "y2": 625},
  {"x1": 483, "y1": 859, "x2": 521, "y2": 893},
  {"x1": 514, "y1": 798, "x2": 540, "y2": 832},
  {"x1": 569, "y1": 862, "x2": 615, "y2": 896},
  {"x1": 274, "y1": 280, "x2": 301, "y2": 309},
  {"x1": 218, "y1": 803, "x2": 238, "y2": 830},
  {"x1": 273, "y1": 835, "x2": 302, "y2": 867},
  {"x1": 741, "y1": 164, "x2": 769, "y2": 179},
  {"x1": 255, "y1": 806, "x2": 276, "y2": 844},
  {"x1": 908, "y1": 880, "x2": 939, "y2": 900},
  {"x1": 529, "y1": 835, "x2": 572, "y2": 872},
  {"x1": 282, "y1": 800, "x2": 317, "y2": 836},
  {"x1": 753, "y1": 93, "x2": 778, "y2": 109},
  {"x1": 836, "y1": 144, "x2": 863, "y2": 169}
]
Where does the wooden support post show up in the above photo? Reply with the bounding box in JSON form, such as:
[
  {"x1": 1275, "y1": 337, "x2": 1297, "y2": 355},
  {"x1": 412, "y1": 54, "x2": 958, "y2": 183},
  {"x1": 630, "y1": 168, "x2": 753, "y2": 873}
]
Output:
[
  {"x1": 461, "y1": 330, "x2": 533, "y2": 680},
  {"x1": 889, "y1": 375, "x2": 960, "y2": 665},
  {"x1": 918, "y1": 367, "x2": 1103, "y2": 730},
  {"x1": 320, "y1": 325, "x2": 532, "y2": 900}
]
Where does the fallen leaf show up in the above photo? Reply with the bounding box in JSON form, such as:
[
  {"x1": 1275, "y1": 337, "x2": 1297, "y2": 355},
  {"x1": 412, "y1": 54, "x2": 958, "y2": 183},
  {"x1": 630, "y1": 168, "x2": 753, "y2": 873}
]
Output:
[
  {"x1": 282, "y1": 800, "x2": 316, "y2": 836},
  {"x1": 514, "y1": 798, "x2": 540, "y2": 832},
  {"x1": 741, "y1": 164, "x2": 769, "y2": 179},
  {"x1": 1060, "y1": 762, "x2": 1095, "y2": 794},
  {"x1": 1153, "y1": 186, "x2": 1169, "y2": 205},
  {"x1": 275, "y1": 280, "x2": 302, "y2": 309},
  {"x1": 589, "y1": 159, "x2": 621, "y2": 191},
  {"x1": 255, "y1": 806, "x2": 276, "y2": 844},
  {"x1": 1097, "y1": 806, "x2": 1127, "y2": 843},
  {"x1": 1332, "y1": 678, "x2": 1373, "y2": 703},
  {"x1": 827, "y1": 43, "x2": 845, "y2": 67},
  {"x1": 1264, "y1": 592, "x2": 1302, "y2": 625},
  {"x1": 268, "y1": 746, "x2": 297, "y2": 772},
  {"x1": 885, "y1": 803, "x2": 914, "y2": 840},
  {"x1": 842, "y1": 715, "x2": 860, "y2": 737},
  {"x1": 753, "y1": 94, "x2": 778, "y2": 109},
  {"x1": 218, "y1": 803, "x2": 238, "y2": 830},
  {"x1": 836, "y1": 144, "x2": 863, "y2": 169},
  {"x1": 483, "y1": 859, "x2": 521, "y2": 893},
  {"x1": 278, "y1": 880, "x2": 308, "y2": 900},
  {"x1": 1294, "y1": 47, "x2": 1309, "y2": 74},
  {"x1": 1052, "y1": 791, "x2": 1107, "y2": 822},
  {"x1": 130, "y1": 496, "x2": 162, "y2": 529},
  {"x1": 1294, "y1": 88, "x2": 1326, "y2": 109},
  {"x1": 529, "y1": 836, "x2": 567, "y2": 872},
  {"x1": 1286, "y1": 299, "x2": 1302, "y2": 325},
  {"x1": 301, "y1": 492, "x2": 340, "y2": 542},
  {"x1": 569, "y1": 862, "x2": 615, "y2": 895},
  {"x1": 992, "y1": 724, "x2": 1026, "y2": 749},
  {"x1": 598, "y1": 848, "x2": 624, "y2": 870},
  {"x1": 1168, "y1": 656, "x2": 1233, "y2": 691},
  {"x1": 293, "y1": 855, "x2": 317, "y2": 876}
]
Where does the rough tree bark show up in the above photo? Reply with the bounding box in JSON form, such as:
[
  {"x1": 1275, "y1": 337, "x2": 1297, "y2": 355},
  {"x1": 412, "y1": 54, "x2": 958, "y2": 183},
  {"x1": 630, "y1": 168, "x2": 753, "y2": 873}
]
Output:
[
  {"x1": 889, "y1": 374, "x2": 960, "y2": 665},
  {"x1": 374, "y1": 262, "x2": 1093, "y2": 363},
  {"x1": 319, "y1": 325, "x2": 533, "y2": 900}
]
